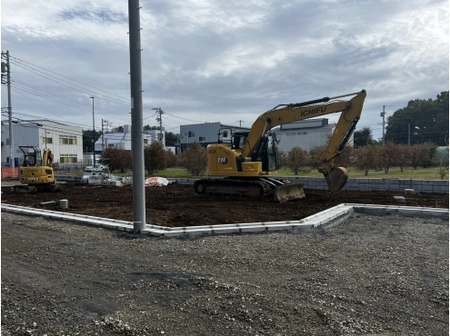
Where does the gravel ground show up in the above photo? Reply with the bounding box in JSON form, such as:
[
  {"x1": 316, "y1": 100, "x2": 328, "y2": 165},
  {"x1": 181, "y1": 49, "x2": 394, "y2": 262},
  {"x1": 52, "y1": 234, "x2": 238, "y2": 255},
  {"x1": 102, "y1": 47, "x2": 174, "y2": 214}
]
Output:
[{"x1": 1, "y1": 211, "x2": 448, "y2": 336}]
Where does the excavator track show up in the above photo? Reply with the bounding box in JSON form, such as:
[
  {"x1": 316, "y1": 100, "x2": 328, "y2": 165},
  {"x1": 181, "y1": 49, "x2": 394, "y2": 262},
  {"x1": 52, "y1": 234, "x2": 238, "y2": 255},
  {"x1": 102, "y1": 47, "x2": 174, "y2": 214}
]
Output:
[{"x1": 193, "y1": 177, "x2": 305, "y2": 202}]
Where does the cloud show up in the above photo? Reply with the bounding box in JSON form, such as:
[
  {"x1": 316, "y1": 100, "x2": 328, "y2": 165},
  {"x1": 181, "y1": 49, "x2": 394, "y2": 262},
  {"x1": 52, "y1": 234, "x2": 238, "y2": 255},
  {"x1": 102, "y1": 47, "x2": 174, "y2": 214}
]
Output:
[{"x1": 1, "y1": 0, "x2": 448, "y2": 140}]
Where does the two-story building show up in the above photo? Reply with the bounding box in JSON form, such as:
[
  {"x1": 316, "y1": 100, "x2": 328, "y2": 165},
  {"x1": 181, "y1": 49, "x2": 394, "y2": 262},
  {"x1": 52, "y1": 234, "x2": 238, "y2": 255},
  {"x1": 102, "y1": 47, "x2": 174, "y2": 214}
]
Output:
[{"x1": 1, "y1": 119, "x2": 83, "y2": 169}]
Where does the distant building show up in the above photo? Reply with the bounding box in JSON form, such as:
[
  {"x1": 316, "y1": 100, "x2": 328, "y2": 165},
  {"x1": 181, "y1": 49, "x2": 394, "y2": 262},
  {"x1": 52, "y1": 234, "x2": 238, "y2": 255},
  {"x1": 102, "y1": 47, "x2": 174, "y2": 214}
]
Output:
[
  {"x1": 274, "y1": 118, "x2": 351, "y2": 153},
  {"x1": 98, "y1": 124, "x2": 165, "y2": 151},
  {"x1": 179, "y1": 122, "x2": 250, "y2": 152},
  {"x1": 1, "y1": 119, "x2": 83, "y2": 168},
  {"x1": 179, "y1": 118, "x2": 350, "y2": 155}
]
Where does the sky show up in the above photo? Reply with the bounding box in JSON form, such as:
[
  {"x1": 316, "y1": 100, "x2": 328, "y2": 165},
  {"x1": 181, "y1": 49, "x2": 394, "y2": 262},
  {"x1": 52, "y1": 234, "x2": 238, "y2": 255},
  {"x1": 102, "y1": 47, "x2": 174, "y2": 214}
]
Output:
[{"x1": 1, "y1": 0, "x2": 448, "y2": 141}]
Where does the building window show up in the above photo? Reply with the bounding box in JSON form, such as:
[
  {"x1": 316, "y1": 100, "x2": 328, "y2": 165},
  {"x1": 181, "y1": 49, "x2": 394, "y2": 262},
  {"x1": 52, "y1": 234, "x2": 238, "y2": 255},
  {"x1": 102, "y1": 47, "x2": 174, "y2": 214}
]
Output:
[
  {"x1": 60, "y1": 154, "x2": 78, "y2": 163},
  {"x1": 43, "y1": 137, "x2": 53, "y2": 144},
  {"x1": 199, "y1": 136, "x2": 206, "y2": 141},
  {"x1": 188, "y1": 131, "x2": 195, "y2": 137},
  {"x1": 144, "y1": 139, "x2": 148, "y2": 144},
  {"x1": 59, "y1": 135, "x2": 77, "y2": 145}
]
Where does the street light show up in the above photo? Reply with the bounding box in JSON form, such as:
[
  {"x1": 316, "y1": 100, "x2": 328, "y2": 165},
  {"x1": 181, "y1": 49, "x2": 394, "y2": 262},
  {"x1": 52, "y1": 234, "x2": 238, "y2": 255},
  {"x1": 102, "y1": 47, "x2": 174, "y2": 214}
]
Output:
[{"x1": 89, "y1": 96, "x2": 95, "y2": 167}]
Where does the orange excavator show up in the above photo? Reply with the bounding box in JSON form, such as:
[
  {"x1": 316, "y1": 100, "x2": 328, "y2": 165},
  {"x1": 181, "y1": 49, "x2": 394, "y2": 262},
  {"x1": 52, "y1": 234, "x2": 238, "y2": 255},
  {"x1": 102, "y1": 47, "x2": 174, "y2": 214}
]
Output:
[{"x1": 193, "y1": 90, "x2": 367, "y2": 202}]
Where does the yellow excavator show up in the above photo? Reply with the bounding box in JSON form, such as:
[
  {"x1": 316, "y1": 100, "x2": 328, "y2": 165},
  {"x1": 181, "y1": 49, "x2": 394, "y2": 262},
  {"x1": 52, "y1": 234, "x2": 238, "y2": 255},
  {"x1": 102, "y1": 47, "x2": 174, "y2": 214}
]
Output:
[
  {"x1": 193, "y1": 89, "x2": 367, "y2": 202},
  {"x1": 14, "y1": 145, "x2": 60, "y2": 194}
]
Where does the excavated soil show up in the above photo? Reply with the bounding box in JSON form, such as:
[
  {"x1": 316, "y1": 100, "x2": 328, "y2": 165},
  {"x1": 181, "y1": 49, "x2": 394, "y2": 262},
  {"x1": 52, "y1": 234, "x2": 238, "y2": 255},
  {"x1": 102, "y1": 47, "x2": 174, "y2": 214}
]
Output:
[{"x1": 1, "y1": 183, "x2": 448, "y2": 226}]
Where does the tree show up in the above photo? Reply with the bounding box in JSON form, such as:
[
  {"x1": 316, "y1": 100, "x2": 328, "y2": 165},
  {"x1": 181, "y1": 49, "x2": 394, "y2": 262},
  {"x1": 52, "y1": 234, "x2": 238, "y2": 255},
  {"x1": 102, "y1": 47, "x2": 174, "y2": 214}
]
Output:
[
  {"x1": 410, "y1": 142, "x2": 437, "y2": 169},
  {"x1": 165, "y1": 149, "x2": 178, "y2": 168},
  {"x1": 144, "y1": 141, "x2": 167, "y2": 175},
  {"x1": 354, "y1": 145, "x2": 380, "y2": 176},
  {"x1": 385, "y1": 91, "x2": 449, "y2": 145},
  {"x1": 309, "y1": 146, "x2": 327, "y2": 169},
  {"x1": 353, "y1": 127, "x2": 375, "y2": 147},
  {"x1": 378, "y1": 142, "x2": 401, "y2": 174},
  {"x1": 165, "y1": 132, "x2": 180, "y2": 146},
  {"x1": 275, "y1": 148, "x2": 287, "y2": 168},
  {"x1": 285, "y1": 147, "x2": 309, "y2": 175},
  {"x1": 100, "y1": 147, "x2": 132, "y2": 173},
  {"x1": 82, "y1": 130, "x2": 102, "y2": 152},
  {"x1": 179, "y1": 142, "x2": 208, "y2": 176}
]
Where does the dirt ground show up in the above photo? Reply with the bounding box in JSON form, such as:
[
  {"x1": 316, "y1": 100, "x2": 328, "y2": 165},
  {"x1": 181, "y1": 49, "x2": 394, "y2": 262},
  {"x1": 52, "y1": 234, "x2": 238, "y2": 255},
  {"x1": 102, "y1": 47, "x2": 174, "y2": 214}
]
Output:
[{"x1": 1, "y1": 183, "x2": 448, "y2": 226}]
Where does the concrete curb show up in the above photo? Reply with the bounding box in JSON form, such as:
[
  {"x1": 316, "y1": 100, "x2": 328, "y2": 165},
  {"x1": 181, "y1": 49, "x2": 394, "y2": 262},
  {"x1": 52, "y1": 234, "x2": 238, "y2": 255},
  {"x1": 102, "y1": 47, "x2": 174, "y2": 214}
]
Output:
[{"x1": 2, "y1": 203, "x2": 447, "y2": 238}]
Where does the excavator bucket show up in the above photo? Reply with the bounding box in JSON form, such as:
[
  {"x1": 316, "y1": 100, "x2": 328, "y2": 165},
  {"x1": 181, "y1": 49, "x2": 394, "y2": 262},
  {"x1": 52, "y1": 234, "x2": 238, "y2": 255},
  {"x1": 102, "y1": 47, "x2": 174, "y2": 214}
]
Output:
[
  {"x1": 323, "y1": 166, "x2": 348, "y2": 197},
  {"x1": 274, "y1": 183, "x2": 306, "y2": 203}
]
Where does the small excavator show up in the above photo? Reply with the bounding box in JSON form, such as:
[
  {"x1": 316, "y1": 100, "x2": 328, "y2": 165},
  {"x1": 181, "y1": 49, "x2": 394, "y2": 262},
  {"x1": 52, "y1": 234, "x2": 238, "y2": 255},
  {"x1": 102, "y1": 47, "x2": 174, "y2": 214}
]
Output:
[
  {"x1": 193, "y1": 89, "x2": 367, "y2": 202},
  {"x1": 14, "y1": 145, "x2": 60, "y2": 194}
]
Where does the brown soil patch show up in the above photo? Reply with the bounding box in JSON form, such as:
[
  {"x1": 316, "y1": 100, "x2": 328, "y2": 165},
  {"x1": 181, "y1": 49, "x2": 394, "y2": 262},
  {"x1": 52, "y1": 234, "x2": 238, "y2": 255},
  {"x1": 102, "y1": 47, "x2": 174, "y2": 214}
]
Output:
[{"x1": 2, "y1": 183, "x2": 448, "y2": 226}]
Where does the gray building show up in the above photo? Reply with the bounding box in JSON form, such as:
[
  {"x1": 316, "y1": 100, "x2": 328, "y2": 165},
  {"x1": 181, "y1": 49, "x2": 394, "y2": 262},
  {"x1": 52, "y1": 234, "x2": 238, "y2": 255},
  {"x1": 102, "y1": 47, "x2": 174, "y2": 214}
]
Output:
[
  {"x1": 180, "y1": 122, "x2": 250, "y2": 152},
  {"x1": 1, "y1": 119, "x2": 83, "y2": 168}
]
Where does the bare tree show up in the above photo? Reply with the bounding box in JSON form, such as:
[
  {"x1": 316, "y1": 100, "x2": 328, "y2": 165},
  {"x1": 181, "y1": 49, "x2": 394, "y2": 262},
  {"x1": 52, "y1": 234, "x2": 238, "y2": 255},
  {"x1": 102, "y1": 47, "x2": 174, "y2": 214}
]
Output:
[
  {"x1": 354, "y1": 145, "x2": 380, "y2": 176},
  {"x1": 285, "y1": 146, "x2": 309, "y2": 175},
  {"x1": 179, "y1": 143, "x2": 208, "y2": 176}
]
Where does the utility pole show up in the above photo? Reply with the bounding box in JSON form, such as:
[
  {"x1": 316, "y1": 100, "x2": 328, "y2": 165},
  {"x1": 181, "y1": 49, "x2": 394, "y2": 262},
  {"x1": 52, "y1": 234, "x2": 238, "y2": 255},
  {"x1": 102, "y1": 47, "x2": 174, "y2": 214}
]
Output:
[
  {"x1": 237, "y1": 120, "x2": 244, "y2": 127},
  {"x1": 152, "y1": 107, "x2": 164, "y2": 144},
  {"x1": 89, "y1": 96, "x2": 95, "y2": 167},
  {"x1": 1, "y1": 50, "x2": 14, "y2": 167},
  {"x1": 128, "y1": 0, "x2": 146, "y2": 232},
  {"x1": 380, "y1": 105, "x2": 386, "y2": 145},
  {"x1": 408, "y1": 123, "x2": 410, "y2": 146},
  {"x1": 101, "y1": 119, "x2": 108, "y2": 153}
]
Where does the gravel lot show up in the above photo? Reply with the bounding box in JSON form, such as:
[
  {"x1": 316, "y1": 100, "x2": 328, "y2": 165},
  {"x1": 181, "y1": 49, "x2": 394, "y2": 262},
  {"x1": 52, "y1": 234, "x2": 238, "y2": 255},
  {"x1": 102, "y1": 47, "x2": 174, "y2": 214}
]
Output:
[{"x1": 1, "y1": 211, "x2": 448, "y2": 336}]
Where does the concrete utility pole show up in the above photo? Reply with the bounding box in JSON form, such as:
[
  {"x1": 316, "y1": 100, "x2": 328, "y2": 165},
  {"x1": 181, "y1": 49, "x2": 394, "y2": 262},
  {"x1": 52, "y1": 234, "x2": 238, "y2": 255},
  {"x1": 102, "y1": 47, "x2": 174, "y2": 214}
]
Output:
[
  {"x1": 237, "y1": 120, "x2": 244, "y2": 127},
  {"x1": 1, "y1": 50, "x2": 14, "y2": 167},
  {"x1": 152, "y1": 107, "x2": 164, "y2": 144},
  {"x1": 90, "y1": 96, "x2": 96, "y2": 167},
  {"x1": 380, "y1": 105, "x2": 386, "y2": 145},
  {"x1": 102, "y1": 119, "x2": 108, "y2": 153},
  {"x1": 128, "y1": 0, "x2": 146, "y2": 232}
]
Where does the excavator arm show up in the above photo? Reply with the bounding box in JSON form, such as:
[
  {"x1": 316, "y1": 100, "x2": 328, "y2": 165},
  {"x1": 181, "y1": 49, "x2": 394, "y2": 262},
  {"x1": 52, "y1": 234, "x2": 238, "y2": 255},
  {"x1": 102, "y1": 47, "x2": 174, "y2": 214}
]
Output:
[{"x1": 241, "y1": 89, "x2": 367, "y2": 195}]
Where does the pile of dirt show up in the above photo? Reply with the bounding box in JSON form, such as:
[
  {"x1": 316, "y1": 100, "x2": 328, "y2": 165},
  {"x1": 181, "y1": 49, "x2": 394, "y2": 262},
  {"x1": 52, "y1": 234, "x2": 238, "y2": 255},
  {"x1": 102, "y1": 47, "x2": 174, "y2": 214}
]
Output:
[{"x1": 1, "y1": 183, "x2": 448, "y2": 226}]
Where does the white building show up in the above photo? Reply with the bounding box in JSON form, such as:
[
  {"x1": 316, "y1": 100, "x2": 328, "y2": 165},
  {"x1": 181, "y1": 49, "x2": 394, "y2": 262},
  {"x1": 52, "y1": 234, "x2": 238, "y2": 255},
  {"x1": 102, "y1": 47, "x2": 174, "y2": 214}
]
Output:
[
  {"x1": 274, "y1": 118, "x2": 353, "y2": 153},
  {"x1": 1, "y1": 119, "x2": 83, "y2": 168},
  {"x1": 98, "y1": 124, "x2": 165, "y2": 151}
]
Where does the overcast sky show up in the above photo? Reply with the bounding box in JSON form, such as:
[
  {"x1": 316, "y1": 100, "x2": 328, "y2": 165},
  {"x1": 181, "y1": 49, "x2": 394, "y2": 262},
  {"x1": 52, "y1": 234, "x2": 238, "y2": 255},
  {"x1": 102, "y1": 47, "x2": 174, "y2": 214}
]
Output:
[{"x1": 1, "y1": 0, "x2": 448, "y2": 140}]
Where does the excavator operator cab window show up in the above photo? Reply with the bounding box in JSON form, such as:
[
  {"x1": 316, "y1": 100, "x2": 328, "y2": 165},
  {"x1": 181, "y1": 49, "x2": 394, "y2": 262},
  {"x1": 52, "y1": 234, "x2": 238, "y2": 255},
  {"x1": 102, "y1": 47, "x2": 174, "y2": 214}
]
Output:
[
  {"x1": 260, "y1": 133, "x2": 278, "y2": 172},
  {"x1": 232, "y1": 132, "x2": 249, "y2": 149}
]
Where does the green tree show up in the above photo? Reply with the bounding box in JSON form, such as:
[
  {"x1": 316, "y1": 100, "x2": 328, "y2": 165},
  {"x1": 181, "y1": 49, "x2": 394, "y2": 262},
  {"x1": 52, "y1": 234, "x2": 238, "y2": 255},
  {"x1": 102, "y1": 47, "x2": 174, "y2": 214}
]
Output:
[
  {"x1": 353, "y1": 127, "x2": 375, "y2": 147},
  {"x1": 144, "y1": 141, "x2": 167, "y2": 175},
  {"x1": 285, "y1": 147, "x2": 309, "y2": 175},
  {"x1": 82, "y1": 130, "x2": 102, "y2": 152},
  {"x1": 385, "y1": 91, "x2": 449, "y2": 145},
  {"x1": 165, "y1": 132, "x2": 180, "y2": 146},
  {"x1": 179, "y1": 142, "x2": 207, "y2": 176}
]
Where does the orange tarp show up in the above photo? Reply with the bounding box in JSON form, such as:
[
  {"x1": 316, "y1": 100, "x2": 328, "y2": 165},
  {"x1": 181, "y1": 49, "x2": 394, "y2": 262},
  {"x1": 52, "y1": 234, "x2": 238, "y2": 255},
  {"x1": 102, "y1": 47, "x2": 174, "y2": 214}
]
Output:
[{"x1": 1, "y1": 167, "x2": 19, "y2": 179}]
